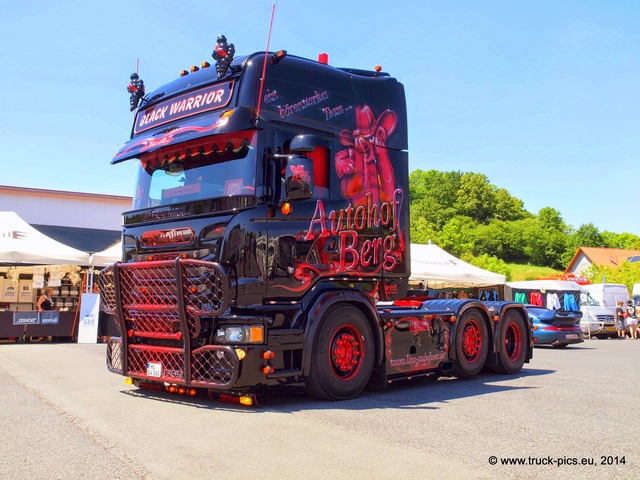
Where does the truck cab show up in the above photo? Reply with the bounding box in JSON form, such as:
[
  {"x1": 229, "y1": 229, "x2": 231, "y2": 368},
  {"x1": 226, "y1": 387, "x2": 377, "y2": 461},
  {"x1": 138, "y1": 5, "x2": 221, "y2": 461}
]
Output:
[{"x1": 99, "y1": 38, "x2": 531, "y2": 402}]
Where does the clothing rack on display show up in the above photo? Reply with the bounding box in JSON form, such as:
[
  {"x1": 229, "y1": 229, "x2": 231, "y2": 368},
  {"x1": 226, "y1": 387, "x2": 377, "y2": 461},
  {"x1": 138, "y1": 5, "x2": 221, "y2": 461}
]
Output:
[{"x1": 512, "y1": 289, "x2": 580, "y2": 312}]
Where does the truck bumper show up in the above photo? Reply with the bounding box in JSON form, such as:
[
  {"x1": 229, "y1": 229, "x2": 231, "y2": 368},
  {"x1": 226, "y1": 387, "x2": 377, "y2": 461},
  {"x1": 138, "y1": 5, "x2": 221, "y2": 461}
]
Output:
[{"x1": 107, "y1": 337, "x2": 241, "y2": 388}]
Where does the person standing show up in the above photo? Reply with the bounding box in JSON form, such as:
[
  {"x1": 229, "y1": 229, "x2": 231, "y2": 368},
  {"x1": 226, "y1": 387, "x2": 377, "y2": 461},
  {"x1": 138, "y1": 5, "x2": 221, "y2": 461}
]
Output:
[
  {"x1": 36, "y1": 287, "x2": 54, "y2": 312},
  {"x1": 615, "y1": 301, "x2": 627, "y2": 338},
  {"x1": 625, "y1": 300, "x2": 638, "y2": 340}
]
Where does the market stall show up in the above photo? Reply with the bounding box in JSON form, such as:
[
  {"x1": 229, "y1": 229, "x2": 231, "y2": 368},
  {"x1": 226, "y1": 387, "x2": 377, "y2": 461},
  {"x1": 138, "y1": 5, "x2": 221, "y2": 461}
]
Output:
[
  {"x1": 409, "y1": 242, "x2": 506, "y2": 300},
  {"x1": 0, "y1": 211, "x2": 92, "y2": 340}
]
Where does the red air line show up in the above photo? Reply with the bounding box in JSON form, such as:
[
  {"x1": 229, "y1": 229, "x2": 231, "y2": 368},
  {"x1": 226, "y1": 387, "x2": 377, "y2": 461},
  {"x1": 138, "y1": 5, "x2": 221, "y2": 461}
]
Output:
[{"x1": 256, "y1": 3, "x2": 277, "y2": 121}]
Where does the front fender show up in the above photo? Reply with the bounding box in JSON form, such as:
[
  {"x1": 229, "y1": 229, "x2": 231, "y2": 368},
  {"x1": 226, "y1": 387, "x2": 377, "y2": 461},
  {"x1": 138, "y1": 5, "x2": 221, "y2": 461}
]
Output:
[{"x1": 301, "y1": 290, "x2": 383, "y2": 375}]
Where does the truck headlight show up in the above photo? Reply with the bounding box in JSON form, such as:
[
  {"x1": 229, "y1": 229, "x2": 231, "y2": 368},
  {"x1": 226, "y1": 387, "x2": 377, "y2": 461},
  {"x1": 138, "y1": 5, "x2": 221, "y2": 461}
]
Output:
[{"x1": 215, "y1": 325, "x2": 264, "y2": 344}]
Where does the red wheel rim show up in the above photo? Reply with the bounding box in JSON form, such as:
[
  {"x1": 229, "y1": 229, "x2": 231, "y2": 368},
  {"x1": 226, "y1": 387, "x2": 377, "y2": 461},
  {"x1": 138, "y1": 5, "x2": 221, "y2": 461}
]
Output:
[
  {"x1": 461, "y1": 319, "x2": 482, "y2": 362},
  {"x1": 329, "y1": 324, "x2": 364, "y2": 381},
  {"x1": 504, "y1": 321, "x2": 523, "y2": 361}
]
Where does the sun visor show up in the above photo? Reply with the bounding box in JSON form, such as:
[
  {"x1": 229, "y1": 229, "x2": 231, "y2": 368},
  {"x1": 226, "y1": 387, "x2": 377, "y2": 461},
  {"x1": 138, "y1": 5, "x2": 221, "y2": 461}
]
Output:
[{"x1": 112, "y1": 81, "x2": 247, "y2": 164}]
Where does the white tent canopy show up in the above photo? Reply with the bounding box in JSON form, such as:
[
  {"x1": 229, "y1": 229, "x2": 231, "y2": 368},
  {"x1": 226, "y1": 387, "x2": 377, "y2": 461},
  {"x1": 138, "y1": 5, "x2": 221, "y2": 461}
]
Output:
[
  {"x1": 91, "y1": 241, "x2": 122, "y2": 267},
  {"x1": 0, "y1": 211, "x2": 91, "y2": 265},
  {"x1": 505, "y1": 280, "x2": 585, "y2": 292},
  {"x1": 410, "y1": 243, "x2": 506, "y2": 289}
]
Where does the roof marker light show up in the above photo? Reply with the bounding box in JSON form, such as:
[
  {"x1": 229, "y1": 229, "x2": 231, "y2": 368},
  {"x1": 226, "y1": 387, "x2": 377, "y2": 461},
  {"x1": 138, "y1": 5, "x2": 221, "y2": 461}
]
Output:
[
  {"x1": 318, "y1": 52, "x2": 329, "y2": 64},
  {"x1": 190, "y1": 65, "x2": 199, "y2": 73},
  {"x1": 271, "y1": 50, "x2": 287, "y2": 64},
  {"x1": 180, "y1": 69, "x2": 189, "y2": 77}
]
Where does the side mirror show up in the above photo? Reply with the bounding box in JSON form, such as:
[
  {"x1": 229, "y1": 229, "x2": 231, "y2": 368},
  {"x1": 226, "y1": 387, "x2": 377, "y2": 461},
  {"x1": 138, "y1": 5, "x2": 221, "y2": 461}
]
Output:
[
  {"x1": 289, "y1": 134, "x2": 316, "y2": 153},
  {"x1": 285, "y1": 155, "x2": 314, "y2": 200}
]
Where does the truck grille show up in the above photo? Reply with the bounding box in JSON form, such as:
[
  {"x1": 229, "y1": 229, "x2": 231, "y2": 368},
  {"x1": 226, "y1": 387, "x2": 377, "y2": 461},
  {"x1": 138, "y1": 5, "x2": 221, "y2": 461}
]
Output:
[
  {"x1": 100, "y1": 259, "x2": 237, "y2": 388},
  {"x1": 596, "y1": 315, "x2": 615, "y2": 325},
  {"x1": 97, "y1": 259, "x2": 228, "y2": 338},
  {"x1": 106, "y1": 338, "x2": 238, "y2": 387}
]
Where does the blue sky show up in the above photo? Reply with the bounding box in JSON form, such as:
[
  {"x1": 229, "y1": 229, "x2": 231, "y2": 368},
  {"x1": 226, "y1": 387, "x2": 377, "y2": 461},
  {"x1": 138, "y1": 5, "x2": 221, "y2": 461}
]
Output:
[{"x1": 1, "y1": 1, "x2": 639, "y2": 235}]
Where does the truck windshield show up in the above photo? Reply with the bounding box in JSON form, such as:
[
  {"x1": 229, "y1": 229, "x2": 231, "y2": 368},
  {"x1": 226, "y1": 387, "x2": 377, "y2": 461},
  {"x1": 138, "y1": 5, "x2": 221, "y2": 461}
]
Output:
[{"x1": 132, "y1": 131, "x2": 257, "y2": 209}]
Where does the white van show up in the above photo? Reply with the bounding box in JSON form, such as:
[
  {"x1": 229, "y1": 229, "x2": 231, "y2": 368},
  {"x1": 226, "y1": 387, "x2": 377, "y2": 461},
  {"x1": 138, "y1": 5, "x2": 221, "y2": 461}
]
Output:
[
  {"x1": 581, "y1": 284, "x2": 630, "y2": 313},
  {"x1": 633, "y1": 283, "x2": 640, "y2": 305},
  {"x1": 505, "y1": 280, "x2": 616, "y2": 339}
]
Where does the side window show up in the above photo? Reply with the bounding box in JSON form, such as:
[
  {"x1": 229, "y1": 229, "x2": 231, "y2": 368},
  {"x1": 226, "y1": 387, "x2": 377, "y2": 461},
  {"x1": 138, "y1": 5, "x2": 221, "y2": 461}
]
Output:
[{"x1": 306, "y1": 145, "x2": 329, "y2": 198}]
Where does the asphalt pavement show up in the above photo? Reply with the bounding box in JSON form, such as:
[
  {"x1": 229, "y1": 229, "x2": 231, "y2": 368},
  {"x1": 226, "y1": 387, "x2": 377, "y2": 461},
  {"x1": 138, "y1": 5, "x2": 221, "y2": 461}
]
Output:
[{"x1": 0, "y1": 337, "x2": 638, "y2": 480}]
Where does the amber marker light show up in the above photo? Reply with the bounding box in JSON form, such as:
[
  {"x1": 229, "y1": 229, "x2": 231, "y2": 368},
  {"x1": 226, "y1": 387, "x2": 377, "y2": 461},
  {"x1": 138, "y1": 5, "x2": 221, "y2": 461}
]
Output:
[
  {"x1": 182, "y1": 253, "x2": 189, "y2": 259},
  {"x1": 188, "y1": 388, "x2": 197, "y2": 396},
  {"x1": 168, "y1": 385, "x2": 177, "y2": 393},
  {"x1": 190, "y1": 65, "x2": 199, "y2": 72},
  {"x1": 190, "y1": 286, "x2": 198, "y2": 294},
  {"x1": 261, "y1": 351, "x2": 275, "y2": 360},
  {"x1": 180, "y1": 69, "x2": 189, "y2": 76},
  {"x1": 125, "y1": 377, "x2": 134, "y2": 385},
  {"x1": 235, "y1": 348, "x2": 247, "y2": 360},
  {"x1": 239, "y1": 396, "x2": 254, "y2": 406},
  {"x1": 493, "y1": 315, "x2": 500, "y2": 322},
  {"x1": 375, "y1": 65, "x2": 382, "y2": 72},
  {"x1": 249, "y1": 326, "x2": 264, "y2": 343},
  {"x1": 178, "y1": 387, "x2": 186, "y2": 395},
  {"x1": 201, "y1": 61, "x2": 210, "y2": 69},
  {"x1": 281, "y1": 202, "x2": 292, "y2": 215},
  {"x1": 449, "y1": 316, "x2": 456, "y2": 323},
  {"x1": 262, "y1": 366, "x2": 274, "y2": 375}
]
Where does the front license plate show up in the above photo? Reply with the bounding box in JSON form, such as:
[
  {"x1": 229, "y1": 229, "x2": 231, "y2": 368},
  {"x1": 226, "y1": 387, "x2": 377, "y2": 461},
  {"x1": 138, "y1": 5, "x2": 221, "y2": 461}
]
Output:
[
  {"x1": 564, "y1": 333, "x2": 579, "y2": 340},
  {"x1": 147, "y1": 362, "x2": 162, "y2": 378}
]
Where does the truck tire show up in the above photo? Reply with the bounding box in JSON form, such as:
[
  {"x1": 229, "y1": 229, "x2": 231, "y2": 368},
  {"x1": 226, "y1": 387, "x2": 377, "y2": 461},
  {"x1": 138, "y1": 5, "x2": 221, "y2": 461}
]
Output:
[
  {"x1": 305, "y1": 304, "x2": 374, "y2": 400},
  {"x1": 452, "y1": 309, "x2": 488, "y2": 378},
  {"x1": 491, "y1": 310, "x2": 528, "y2": 374}
]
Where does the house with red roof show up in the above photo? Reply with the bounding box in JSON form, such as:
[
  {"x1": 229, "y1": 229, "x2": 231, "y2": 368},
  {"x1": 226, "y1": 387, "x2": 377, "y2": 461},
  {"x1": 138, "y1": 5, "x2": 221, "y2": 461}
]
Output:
[{"x1": 564, "y1": 247, "x2": 640, "y2": 275}]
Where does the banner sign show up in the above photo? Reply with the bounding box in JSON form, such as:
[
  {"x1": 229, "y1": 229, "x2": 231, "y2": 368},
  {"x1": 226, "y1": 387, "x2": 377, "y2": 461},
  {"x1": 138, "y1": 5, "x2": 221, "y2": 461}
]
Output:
[
  {"x1": 40, "y1": 311, "x2": 60, "y2": 325},
  {"x1": 77, "y1": 293, "x2": 100, "y2": 344},
  {"x1": 134, "y1": 81, "x2": 234, "y2": 134},
  {"x1": 12, "y1": 311, "x2": 60, "y2": 325},
  {"x1": 13, "y1": 312, "x2": 39, "y2": 325}
]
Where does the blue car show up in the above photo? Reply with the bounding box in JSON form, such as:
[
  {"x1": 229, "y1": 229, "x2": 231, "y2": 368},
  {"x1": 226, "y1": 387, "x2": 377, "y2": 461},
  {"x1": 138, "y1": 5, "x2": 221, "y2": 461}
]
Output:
[{"x1": 526, "y1": 305, "x2": 584, "y2": 348}]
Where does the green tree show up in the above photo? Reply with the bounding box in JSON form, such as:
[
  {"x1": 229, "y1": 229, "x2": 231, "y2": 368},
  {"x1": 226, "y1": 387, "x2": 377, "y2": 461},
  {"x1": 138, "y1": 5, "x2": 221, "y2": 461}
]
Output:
[
  {"x1": 537, "y1": 207, "x2": 568, "y2": 232},
  {"x1": 473, "y1": 219, "x2": 527, "y2": 262},
  {"x1": 600, "y1": 231, "x2": 640, "y2": 250},
  {"x1": 460, "y1": 252, "x2": 512, "y2": 281},
  {"x1": 583, "y1": 261, "x2": 640, "y2": 292},
  {"x1": 437, "y1": 215, "x2": 477, "y2": 257},
  {"x1": 409, "y1": 169, "x2": 462, "y2": 231},
  {"x1": 573, "y1": 223, "x2": 604, "y2": 248},
  {"x1": 454, "y1": 173, "x2": 496, "y2": 223},
  {"x1": 493, "y1": 187, "x2": 530, "y2": 222}
]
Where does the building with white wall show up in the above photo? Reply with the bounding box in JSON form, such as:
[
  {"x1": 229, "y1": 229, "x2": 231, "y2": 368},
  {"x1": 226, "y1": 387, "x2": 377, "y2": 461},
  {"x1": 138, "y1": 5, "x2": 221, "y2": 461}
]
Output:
[{"x1": 0, "y1": 185, "x2": 131, "y2": 253}]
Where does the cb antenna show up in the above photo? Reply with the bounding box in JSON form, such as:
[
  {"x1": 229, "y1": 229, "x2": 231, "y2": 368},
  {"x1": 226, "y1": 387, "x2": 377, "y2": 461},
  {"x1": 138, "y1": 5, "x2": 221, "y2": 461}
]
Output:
[{"x1": 255, "y1": 3, "x2": 277, "y2": 123}]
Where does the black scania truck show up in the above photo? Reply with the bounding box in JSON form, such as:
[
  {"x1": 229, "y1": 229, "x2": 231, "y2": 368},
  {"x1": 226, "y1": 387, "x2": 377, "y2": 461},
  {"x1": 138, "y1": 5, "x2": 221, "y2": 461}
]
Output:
[{"x1": 99, "y1": 37, "x2": 531, "y2": 404}]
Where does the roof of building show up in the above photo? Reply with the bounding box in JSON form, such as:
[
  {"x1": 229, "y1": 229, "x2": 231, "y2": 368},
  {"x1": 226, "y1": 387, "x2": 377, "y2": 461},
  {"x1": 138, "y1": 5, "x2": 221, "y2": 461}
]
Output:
[{"x1": 564, "y1": 247, "x2": 640, "y2": 273}]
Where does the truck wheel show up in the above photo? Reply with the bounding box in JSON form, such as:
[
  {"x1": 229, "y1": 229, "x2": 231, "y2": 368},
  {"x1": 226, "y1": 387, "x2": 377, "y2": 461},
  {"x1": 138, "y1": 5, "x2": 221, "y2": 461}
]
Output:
[
  {"x1": 453, "y1": 309, "x2": 488, "y2": 378},
  {"x1": 305, "y1": 305, "x2": 374, "y2": 400},
  {"x1": 492, "y1": 311, "x2": 528, "y2": 374}
]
